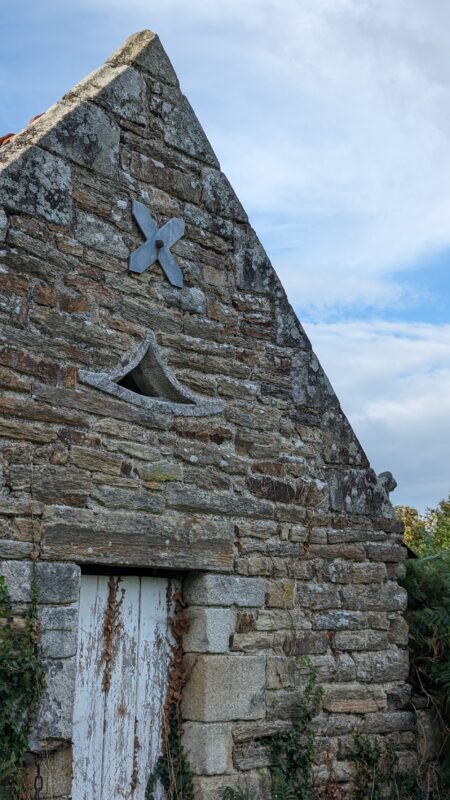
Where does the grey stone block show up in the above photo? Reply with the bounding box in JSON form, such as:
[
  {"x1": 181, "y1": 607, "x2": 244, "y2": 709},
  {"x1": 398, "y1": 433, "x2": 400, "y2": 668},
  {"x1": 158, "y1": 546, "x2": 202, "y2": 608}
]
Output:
[
  {"x1": 0, "y1": 146, "x2": 71, "y2": 224},
  {"x1": 0, "y1": 560, "x2": 32, "y2": 602},
  {"x1": 75, "y1": 211, "x2": 128, "y2": 259},
  {"x1": 183, "y1": 607, "x2": 235, "y2": 653},
  {"x1": 70, "y1": 64, "x2": 145, "y2": 124},
  {"x1": 30, "y1": 658, "x2": 76, "y2": 746},
  {"x1": 184, "y1": 574, "x2": 266, "y2": 608},
  {"x1": 183, "y1": 722, "x2": 232, "y2": 775},
  {"x1": 35, "y1": 562, "x2": 81, "y2": 604},
  {"x1": 39, "y1": 605, "x2": 79, "y2": 630},
  {"x1": 0, "y1": 540, "x2": 33, "y2": 559},
  {"x1": 0, "y1": 207, "x2": 7, "y2": 241},
  {"x1": 40, "y1": 628, "x2": 78, "y2": 659},
  {"x1": 183, "y1": 654, "x2": 265, "y2": 722},
  {"x1": 40, "y1": 100, "x2": 120, "y2": 178},
  {"x1": 108, "y1": 30, "x2": 179, "y2": 87}
]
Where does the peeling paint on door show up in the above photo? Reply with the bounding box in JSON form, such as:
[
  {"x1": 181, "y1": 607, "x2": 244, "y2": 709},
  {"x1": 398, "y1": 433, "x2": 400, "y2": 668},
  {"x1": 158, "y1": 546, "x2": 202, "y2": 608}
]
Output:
[{"x1": 72, "y1": 575, "x2": 172, "y2": 800}]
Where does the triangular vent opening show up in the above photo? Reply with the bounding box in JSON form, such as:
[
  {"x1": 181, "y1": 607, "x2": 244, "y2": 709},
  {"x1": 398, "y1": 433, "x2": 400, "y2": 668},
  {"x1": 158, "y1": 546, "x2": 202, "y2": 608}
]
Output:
[{"x1": 115, "y1": 351, "x2": 193, "y2": 405}]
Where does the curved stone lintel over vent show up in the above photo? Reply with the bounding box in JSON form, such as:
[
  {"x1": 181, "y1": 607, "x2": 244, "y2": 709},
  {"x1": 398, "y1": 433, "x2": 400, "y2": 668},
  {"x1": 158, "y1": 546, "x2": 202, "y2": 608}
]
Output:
[{"x1": 79, "y1": 332, "x2": 225, "y2": 417}]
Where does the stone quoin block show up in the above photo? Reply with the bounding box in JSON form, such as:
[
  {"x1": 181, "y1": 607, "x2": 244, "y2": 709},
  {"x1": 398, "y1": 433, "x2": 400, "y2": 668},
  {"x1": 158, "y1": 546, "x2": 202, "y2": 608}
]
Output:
[
  {"x1": 183, "y1": 606, "x2": 236, "y2": 653},
  {"x1": 182, "y1": 654, "x2": 266, "y2": 722},
  {"x1": 183, "y1": 722, "x2": 233, "y2": 775},
  {"x1": 30, "y1": 658, "x2": 77, "y2": 746},
  {"x1": 35, "y1": 562, "x2": 81, "y2": 604}
]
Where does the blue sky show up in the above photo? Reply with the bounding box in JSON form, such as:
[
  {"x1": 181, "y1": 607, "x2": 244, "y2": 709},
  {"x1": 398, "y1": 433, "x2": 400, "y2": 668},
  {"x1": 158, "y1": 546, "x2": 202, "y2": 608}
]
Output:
[{"x1": 1, "y1": 0, "x2": 449, "y2": 511}]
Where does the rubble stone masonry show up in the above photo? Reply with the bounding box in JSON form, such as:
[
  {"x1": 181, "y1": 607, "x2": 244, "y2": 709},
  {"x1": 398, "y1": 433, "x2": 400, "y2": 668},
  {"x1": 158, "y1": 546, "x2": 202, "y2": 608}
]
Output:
[{"x1": 0, "y1": 30, "x2": 414, "y2": 799}]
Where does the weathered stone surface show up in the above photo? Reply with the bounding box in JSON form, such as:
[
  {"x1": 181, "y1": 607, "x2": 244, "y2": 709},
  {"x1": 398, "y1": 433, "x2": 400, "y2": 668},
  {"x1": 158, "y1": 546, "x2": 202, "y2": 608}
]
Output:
[
  {"x1": 0, "y1": 540, "x2": 34, "y2": 559},
  {"x1": 193, "y1": 771, "x2": 270, "y2": 800},
  {"x1": 75, "y1": 211, "x2": 128, "y2": 258},
  {"x1": 201, "y1": 168, "x2": 247, "y2": 222},
  {"x1": 340, "y1": 583, "x2": 408, "y2": 612},
  {"x1": 0, "y1": 146, "x2": 71, "y2": 223},
  {"x1": 334, "y1": 630, "x2": 389, "y2": 651},
  {"x1": 31, "y1": 658, "x2": 76, "y2": 744},
  {"x1": 266, "y1": 579, "x2": 295, "y2": 608},
  {"x1": 183, "y1": 722, "x2": 232, "y2": 775},
  {"x1": 361, "y1": 711, "x2": 416, "y2": 734},
  {"x1": 322, "y1": 684, "x2": 387, "y2": 713},
  {"x1": 35, "y1": 562, "x2": 81, "y2": 604},
  {"x1": 183, "y1": 655, "x2": 265, "y2": 722},
  {"x1": 0, "y1": 559, "x2": 32, "y2": 602},
  {"x1": 353, "y1": 647, "x2": 409, "y2": 682},
  {"x1": 183, "y1": 607, "x2": 236, "y2": 653},
  {"x1": 163, "y1": 90, "x2": 219, "y2": 167},
  {"x1": 184, "y1": 574, "x2": 266, "y2": 607},
  {"x1": 108, "y1": 30, "x2": 179, "y2": 86},
  {"x1": 39, "y1": 605, "x2": 79, "y2": 659},
  {"x1": 39, "y1": 101, "x2": 120, "y2": 177},
  {"x1": 0, "y1": 207, "x2": 8, "y2": 241},
  {"x1": 267, "y1": 653, "x2": 356, "y2": 689},
  {"x1": 26, "y1": 747, "x2": 72, "y2": 798},
  {"x1": 139, "y1": 460, "x2": 183, "y2": 482},
  {"x1": 69, "y1": 64, "x2": 145, "y2": 123}
]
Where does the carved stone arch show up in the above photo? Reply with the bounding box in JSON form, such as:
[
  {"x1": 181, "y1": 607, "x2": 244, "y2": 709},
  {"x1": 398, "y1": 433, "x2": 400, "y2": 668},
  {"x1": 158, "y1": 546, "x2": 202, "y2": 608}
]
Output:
[{"x1": 78, "y1": 332, "x2": 225, "y2": 417}]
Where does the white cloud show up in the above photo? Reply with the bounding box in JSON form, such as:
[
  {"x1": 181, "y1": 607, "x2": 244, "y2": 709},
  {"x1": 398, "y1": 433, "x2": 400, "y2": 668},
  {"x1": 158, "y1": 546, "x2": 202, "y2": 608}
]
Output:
[
  {"x1": 72, "y1": 0, "x2": 450, "y2": 312},
  {"x1": 305, "y1": 319, "x2": 450, "y2": 510}
]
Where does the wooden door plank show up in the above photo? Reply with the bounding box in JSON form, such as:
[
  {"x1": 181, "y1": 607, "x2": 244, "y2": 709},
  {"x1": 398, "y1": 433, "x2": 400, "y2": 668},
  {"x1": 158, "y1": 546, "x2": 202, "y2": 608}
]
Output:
[
  {"x1": 72, "y1": 575, "x2": 109, "y2": 800},
  {"x1": 100, "y1": 576, "x2": 141, "y2": 800},
  {"x1": 133, "y1": 577, "x2": 171, "y2": 799}
]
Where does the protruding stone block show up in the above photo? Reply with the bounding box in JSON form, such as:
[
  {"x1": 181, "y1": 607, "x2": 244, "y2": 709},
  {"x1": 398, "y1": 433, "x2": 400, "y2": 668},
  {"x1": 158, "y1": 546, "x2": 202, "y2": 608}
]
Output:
[
  {"x1": 184, "y1": 574, "x2": 266, "y2": 608},
  {"x1": 183, "y1": 722, "x2": 232, "y2": 775},
  {"x1": 183, "y1": 607, "x2": 235, "y2": 653},
  {"x1": 183, "y1": 655, "x2": 265, "y2": 722}
]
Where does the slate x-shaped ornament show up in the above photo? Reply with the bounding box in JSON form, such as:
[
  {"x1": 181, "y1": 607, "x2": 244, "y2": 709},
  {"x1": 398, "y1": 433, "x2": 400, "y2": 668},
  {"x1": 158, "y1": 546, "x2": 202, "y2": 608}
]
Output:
[{"x1": 129, "y1": 200, "x2": 185, "y2": 288}]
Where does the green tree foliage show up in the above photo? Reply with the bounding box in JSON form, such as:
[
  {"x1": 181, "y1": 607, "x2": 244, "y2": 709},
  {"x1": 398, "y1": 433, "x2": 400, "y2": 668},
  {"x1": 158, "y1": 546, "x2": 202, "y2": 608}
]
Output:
[
  {"x1": 396, "y1": 495, "x2": 450, "y2": 556},
  {"x1": 401, "y1": 552, "x2": 450, "y2": 719}
]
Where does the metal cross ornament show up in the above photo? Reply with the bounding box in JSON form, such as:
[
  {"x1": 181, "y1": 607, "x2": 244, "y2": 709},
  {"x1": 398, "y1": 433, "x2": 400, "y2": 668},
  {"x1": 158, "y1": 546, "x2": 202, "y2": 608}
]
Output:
[{"x1": 129, "y1": 200, "x2": 185, "y2": 288}]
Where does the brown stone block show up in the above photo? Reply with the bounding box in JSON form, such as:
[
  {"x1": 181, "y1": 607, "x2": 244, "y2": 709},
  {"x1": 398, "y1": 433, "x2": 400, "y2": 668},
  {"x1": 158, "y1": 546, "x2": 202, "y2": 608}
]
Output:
[
  {"x1": 0, "y1": 417, "x2": 58, "y2": 444},
  {"x1": 283, "y1": 631, "x2": 328, "y2": 656},
  {"x1": 322, "y1": 684, "x2": 387, "y2": 713},
  {"x1": 41, "y1": 508, "x2": 233, "y2": 571},
  {"x1": 0, "y1": 395, "x2": 86, "y2": 427},
  {"x1": 0, "y1": 346, "x2": 57, "y2": 383}
]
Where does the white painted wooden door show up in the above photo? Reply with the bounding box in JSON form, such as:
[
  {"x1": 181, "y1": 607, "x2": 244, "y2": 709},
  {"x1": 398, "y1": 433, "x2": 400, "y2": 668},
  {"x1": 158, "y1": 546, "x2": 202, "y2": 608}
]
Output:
[{"x1": 72, "y1": 575, "x2": 172, "y2": 800}]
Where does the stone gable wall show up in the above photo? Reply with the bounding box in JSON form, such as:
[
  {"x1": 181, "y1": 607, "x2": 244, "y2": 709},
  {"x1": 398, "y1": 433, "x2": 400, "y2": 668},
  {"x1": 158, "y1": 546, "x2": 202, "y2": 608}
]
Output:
[{"x1": 0, "y1": 31, "x2": 413, "y2": 799}]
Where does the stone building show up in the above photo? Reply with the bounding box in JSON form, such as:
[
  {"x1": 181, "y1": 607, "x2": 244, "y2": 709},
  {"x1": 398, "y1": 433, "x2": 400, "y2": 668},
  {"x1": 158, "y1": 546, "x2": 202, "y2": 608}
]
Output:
[{"x1": 0, "y1": 30, "x2": 414, "y2": 800}]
